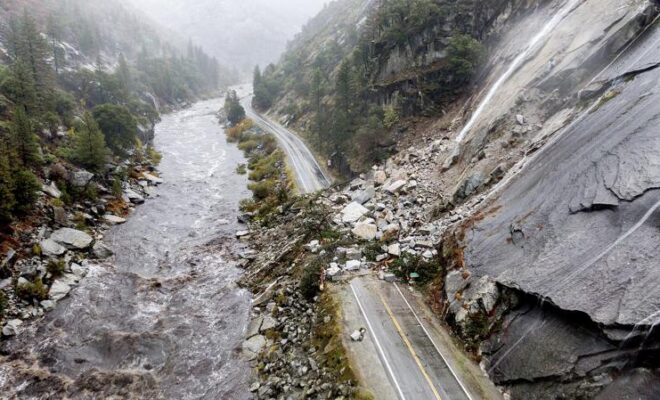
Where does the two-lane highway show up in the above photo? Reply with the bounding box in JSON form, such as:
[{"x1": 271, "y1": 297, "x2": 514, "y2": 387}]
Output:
[
  {"x1": 236, "y1": 87, "x2": 332, "y2": 193},
  {"x1": 350, "y1": 277, "x2": 477, "y2": 400}
]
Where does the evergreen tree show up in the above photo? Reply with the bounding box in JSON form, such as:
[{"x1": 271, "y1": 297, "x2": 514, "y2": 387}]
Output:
[
  {"x1": 16, "y1": 11, "x2": 54, "y2": 110},
  {"x1": 117, "y1": 53, "x2": 132, "y2": 92},
  {"x1": 10, "y1": 106, "x2": 41, "y2": 167},
  {"x1": 3, "y1": 60, "x2": 38, "y2": 111},
  {"x1": 0, "y1": 147, "x2": 16, "y2": 223},
  {"x1": 46, "y1": 14, "x2": 64, "y2": 75},
  {"x1": 92, "y1": 104, "x2": 137, "y2": 157},
  {"x1": 11, "y1": 168, "x2": 40, "y2": 214},
  {"x1": 69, "y1": 112, "x2": 109, "y2": 171},
  {"x1": 310, "y1": 68, "x2": 324, "y2": 146},
  {"x1": 225, "y1": 90, "x2": 246, "y2": 126}
]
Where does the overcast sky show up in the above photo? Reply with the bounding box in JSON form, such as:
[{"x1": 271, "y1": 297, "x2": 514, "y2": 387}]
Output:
[{"x1": 124, "y1": 0, "x2": 328, "y2": 71}]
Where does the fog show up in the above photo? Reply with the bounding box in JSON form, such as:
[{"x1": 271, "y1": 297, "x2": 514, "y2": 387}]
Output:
[{"x1": 123, "y1": 0, "x2": 329, "y2": 71}]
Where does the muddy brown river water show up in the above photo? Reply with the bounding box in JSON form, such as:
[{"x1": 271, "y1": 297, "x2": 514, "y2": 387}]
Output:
[{"x1": 0, "y1": 98, "x2": 253, "y2": 399}]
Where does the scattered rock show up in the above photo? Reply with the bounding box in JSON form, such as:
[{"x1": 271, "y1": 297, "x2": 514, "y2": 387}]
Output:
[
  {"x1": 40, "y1": 300, "x2": 56, "y2": 311},
  {"x1": 41, "y1": 183, "x2": 62, "y2": 199},
  {"x1": 49, "y1": 279, "x2": 72, "y2": 301},
  {"x1": 50, "y1": 228, "x2": 94, "y2": 250},
  {"x1": 340, "y1": 202, "x2": 369, "y2": 224},
  {"x1": 53, "y1": 206, "x2": 68, "y2": 226},
  {"x1": 387, "y1": 243, "x2": 401, "y2": 257},
  {"x1": 351, "y1": 222, "x2": 377, "y2": 241},
  {"x1": 516, "y1": 114, "x2": 525, "y2": 125},
  {"x1": 69, "y1": 170, "x2": 94, "y2": 187},
  {"x1": 142, "y1": 172, "x2": 163, "y2": 185},
  {"x1": 352, "y1": 187, "x2": 375, "y2": 204},
  {"x1": 243, "y1": 335, "x2": 267, "y2": 360},
  {"x1": 236, "y1": 230, "x2": 250, "y2": 238},
  {"x1": 345, "y1": 260, "x2": 361, "y2": 271},
  {"x1": 2, "y1": 319, "x2": 23, "y2": 337},
  {"x1": 124, "y1": 188, "x2": 145, "y2": 204},
  {"x1": 40, "y1": 238, "x2": 66, "y2": 257},
  {"x1": 374, "y1": 170, "x2": 387, "y2": 186},
  {"x1": 385, "y1": 180, "x2": 407, "y2": 194},
  {"x1": 350, "y1": 328, "x2": 366, "y2": 342},
  {"x1": 92, "y1": 242, "x2": 113, "y2": 259},
  {"x1": 103, "y1": 214, "x2": 127, "y2": 225}
]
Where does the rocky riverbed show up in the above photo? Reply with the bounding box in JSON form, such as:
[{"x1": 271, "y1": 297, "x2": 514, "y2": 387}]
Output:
[{"x1": 0, "y1": 98, "x2": 254, "y2": 399}]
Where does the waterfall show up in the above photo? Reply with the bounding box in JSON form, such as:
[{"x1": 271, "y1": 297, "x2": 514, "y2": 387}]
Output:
[{"x1": 456, "y1": 0, "x2": 582, "y2": 143}]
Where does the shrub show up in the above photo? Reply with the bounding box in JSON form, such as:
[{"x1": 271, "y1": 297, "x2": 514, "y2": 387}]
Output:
[
  {"x1": 147, "y1": 146, "x2": 162, "y2": 165},
  {"x1": 391, "y1": 253, "x2": 441, "y2": 284},
  {"x1": 112, "y1": 177, "x2": 123, "y2": 198},
  {"x1": 12, "y1": 168, "x2": 40, "y2": 214},
  {"x1": 16, "y1": 277, "x2": 49, "y2": 301},
  {"x1": 299, "y1": 258, "x2": 323, "y2": 300},
  {"x1": 0, "y1": 291, "x2": 7, "y2": 317},
  {"x1": 47, "y1": 259, "x2": 66, "y2": 277},
  {"x1": 93, "y1": 104, "x2": 138, "y2": 158}
]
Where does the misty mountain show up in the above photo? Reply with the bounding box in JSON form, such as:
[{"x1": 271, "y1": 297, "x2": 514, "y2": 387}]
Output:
[{"x1": 123, "y1": 0, "x2": 329, "y2": 71}]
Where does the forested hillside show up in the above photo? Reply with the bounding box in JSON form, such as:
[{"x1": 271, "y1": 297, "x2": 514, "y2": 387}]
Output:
[
  {"x1": 253, "y1": 0, "x2": 531, "y2": 173},
  {"x1": 0, "y1": 0, "x2": 234, "y2": 324}
]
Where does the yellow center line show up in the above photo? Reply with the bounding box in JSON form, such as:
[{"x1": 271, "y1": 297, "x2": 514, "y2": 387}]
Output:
[{"x1": 377, "y1": 289, "x2": 443, "y2": 400}]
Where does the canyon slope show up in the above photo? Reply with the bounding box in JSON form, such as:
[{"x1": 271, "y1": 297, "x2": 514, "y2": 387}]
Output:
[{"x1": 259, "y1": 0, "x2": 660, "y2": 398}]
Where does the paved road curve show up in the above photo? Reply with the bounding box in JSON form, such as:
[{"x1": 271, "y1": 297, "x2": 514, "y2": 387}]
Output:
[
  {"x1": 351, "y1": 277, "x2": 473, "y2": 400},
  {"x1": 238, "y1": 88, "x2": 332, "y2": 193}
]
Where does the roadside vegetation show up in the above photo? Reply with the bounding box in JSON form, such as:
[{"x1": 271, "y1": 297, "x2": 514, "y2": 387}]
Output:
[{"x1": 223, "y1": 93, "x2": 294, "y2": 222}]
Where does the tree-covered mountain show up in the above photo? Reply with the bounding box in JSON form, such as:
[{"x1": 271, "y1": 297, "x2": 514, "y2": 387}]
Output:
[
  {"x1": 0, "y1": 0, "x2": 235, "y2": 226},
  {"x1": 253, "y1": 0, "x2": 506, "y2": 172}
]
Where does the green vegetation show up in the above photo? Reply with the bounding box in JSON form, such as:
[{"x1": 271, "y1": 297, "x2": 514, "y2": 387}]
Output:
[
  {"x1": 46, "y1": 259, "x2": 66, "y2": 277},
  {"x1": 224, "y1": 118, "x2": 292, "y2": 221},
  {"x1": 225, "y1": 90, "x2": 246, "y2": 126},
  {"x1": 391, "y1": 253, "x2": 442, "y2": 284},
  {"x1": 92, "y1": 104, "x2": 138, "y2": 157},
  {"x1": 254, "y1": 0, "x2": 486, "y2": 173},
  {"x1": 15, "y1": 277, "x2": 49, "y2": 301},
  {"x1": 0, "y1": 6, "x2": 229, "y2": 227},
  {"x1": 0, "y1": 291, "x2": 7, "y2": 318},
  {"x1": 299, "y1": 257, "x2": 324, "y2": 300},
  {"x1": 67, "y1": 112, "x2": 110, "y2": 171}
]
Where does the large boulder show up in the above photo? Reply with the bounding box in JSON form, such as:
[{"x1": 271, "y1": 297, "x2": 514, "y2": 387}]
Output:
[
  {"x1": 41, "y1": 183, "x2": 62, "y2": 199},
  {"x1": 352, "y1": 221, "x2": 377, "y2": 241},
  {"x1": 2, "y1": 319, "x2": 23, "y2": 337},
  {"x1": 40, "y1": 239, "x2": 66, "y2": 257},
  {"x1": 50, "y1": 228, "x2": 93, "y2": 250},
  {"x1": 340, "y1": 202, "x2": 369, "y2": 224},
  {"x1": 69, "y1": 170, "x2": 94, "y2": 187}
]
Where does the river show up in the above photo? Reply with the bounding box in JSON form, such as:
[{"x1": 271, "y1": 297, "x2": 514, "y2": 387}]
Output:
[{"x1": 0, "y1": 98, "x2": 253, "y2": 399}]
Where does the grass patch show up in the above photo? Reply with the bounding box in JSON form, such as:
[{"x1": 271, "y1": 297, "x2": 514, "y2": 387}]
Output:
[
  {"x1": 391, "y1": 253, "x2": 442, "y2": 284},
  {"x1": 16, "y1": 277, "x2": 49, "y2": 301},
  {"x1": 47, "y1": 259, "x2": 66, "y2": 277}
]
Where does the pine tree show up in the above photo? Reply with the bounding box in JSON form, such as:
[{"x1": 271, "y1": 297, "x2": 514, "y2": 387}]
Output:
[
  {"x1": 0, "y1": 146, "x2": 16, "y2": 223},
  {"x1": 46, "y1": 14, "x2": 64, "y2": 75},
  {"x1": 4, "y1": 60, "x2": 38, "y2": 111},
  {"x1": 11, "y1": 168, "x2": 40, "y2": 214},
  {"x1": 16, "y1": 11, "x2": 54, "y2": 110},
  {"x1": 10, "y1": 106, "x2": 41, "y2": 167},
  {"x1": 69, "y1": 112, "x2": 109, "y2": 171},
  {"x1": 117, "y1": 53, "x2": 132, "y2": 91}
]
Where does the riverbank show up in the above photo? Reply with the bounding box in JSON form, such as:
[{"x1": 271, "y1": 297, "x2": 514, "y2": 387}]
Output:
[
  {"x1": 0, "y1": 145, "x2": 162, "y2": 337},
  {"x1": 0, "y1": 98, "x2": 254, "y2": 399}
]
